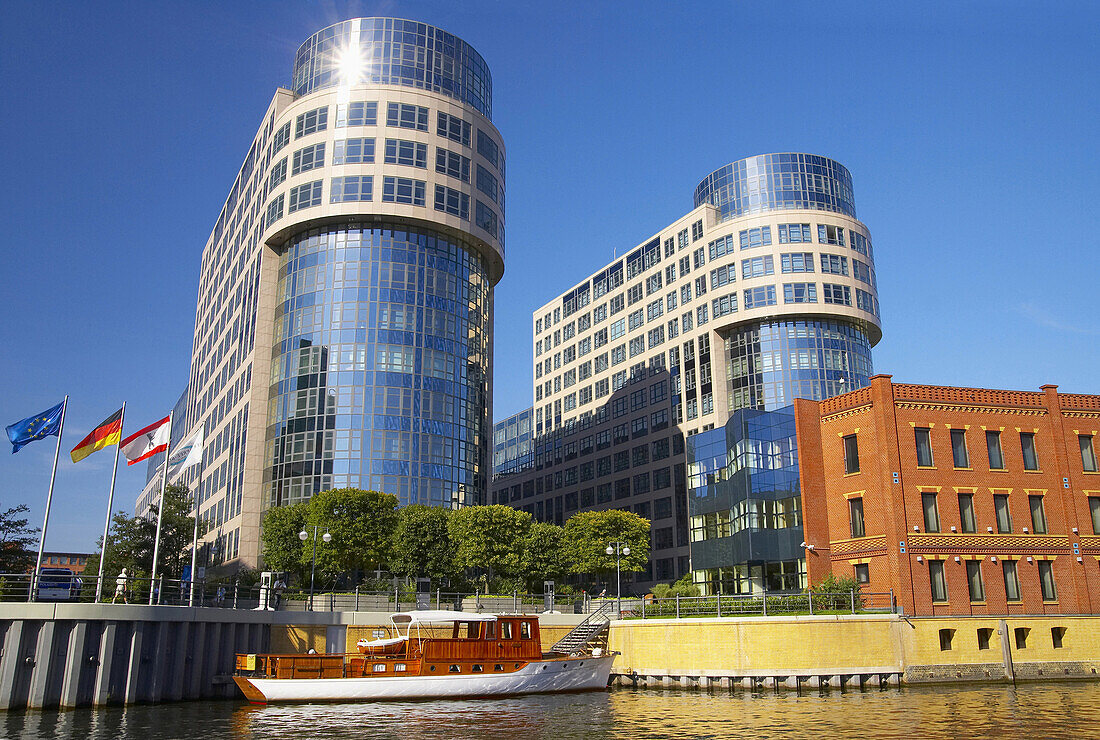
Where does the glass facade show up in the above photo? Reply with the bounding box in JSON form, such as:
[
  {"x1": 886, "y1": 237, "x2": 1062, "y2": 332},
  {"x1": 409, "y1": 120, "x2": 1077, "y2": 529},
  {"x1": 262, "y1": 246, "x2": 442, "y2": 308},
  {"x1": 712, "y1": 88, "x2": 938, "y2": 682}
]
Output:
[
  {"x1": 687, "y1": 406, "x2": 805, "y2": 595},
  {"x1": 293, "y1": 18, "x2": 493, "y2": 120},
  {"x1": 492, "y1": 408, "x2": 535, "y2": 478},
  {"x1": 725, "y1": 319, "x2": 874, "y2": 411},
  {"x1": 266, "y1": 223, "x2": 490, "y2": 509},
  {"x1": 693, "y1": 153, "x2": 856, "y2": 221}
]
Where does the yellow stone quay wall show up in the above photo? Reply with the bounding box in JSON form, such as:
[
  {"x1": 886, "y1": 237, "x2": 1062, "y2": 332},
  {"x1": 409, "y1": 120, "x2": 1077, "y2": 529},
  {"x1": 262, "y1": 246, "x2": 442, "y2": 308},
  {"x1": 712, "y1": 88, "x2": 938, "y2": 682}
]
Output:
[{"x1": 608, "y1": 614, "x2": 1100, "y2": 683}]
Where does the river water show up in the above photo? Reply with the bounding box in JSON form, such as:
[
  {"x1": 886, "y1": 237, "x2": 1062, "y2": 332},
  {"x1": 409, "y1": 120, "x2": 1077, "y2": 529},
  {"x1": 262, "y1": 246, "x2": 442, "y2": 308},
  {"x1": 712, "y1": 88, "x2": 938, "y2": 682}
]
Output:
[{"x1": 6, "y1": 682, "x2": 1098, "y2": 739}]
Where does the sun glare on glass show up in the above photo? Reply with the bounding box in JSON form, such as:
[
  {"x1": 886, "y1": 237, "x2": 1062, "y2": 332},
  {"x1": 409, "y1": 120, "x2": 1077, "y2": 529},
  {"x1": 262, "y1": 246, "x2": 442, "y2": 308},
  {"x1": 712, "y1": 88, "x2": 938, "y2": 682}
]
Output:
[{"x1": 337, "y1": 45, "x2": 364, "y2": 84}]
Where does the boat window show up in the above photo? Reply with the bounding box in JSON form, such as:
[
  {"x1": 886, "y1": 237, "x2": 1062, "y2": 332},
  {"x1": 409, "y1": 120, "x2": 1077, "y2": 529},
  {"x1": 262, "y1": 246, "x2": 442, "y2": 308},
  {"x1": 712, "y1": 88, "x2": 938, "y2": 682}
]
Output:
[
  {"x1": 449, "y1": 664, "x2": 461, "y2": 673},
  {"x1": 464, "y1": 622, "x2": 481, "y2": 639},
  {"x1": 514, "y1": 663, "x2": 521, "y2": 669},
  {"x1": 500, "y1": 622, "x2": 513, "y2": 639},
  {"x1": 485, "y1": 622, "x2": 496, "y2": 639},
  {"x1": 394, "y1": 663, "x2": 406, "y2": 672},
  {"x1": 494, "y1": 664, "x2": 504, "y2": 672},
  {"x1": 520, "y1": 622, "x2": 532, "y2": 640},
  {"x1": 373, "y1": 664, "x2": 386, "y2": 672},
  {"x1": 472, "y1": 664, "x2": 484, "y2": 673},
  {"x1": 429, "y1": 665, "x2": 437, "y2": 672}
]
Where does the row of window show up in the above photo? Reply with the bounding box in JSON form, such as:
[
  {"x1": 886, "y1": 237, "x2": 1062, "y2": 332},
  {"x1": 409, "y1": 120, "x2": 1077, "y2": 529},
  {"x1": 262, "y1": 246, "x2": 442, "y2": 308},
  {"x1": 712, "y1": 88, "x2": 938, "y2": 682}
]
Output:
[
  {"x1": 266, "y1": 177, "x2": 501, "y2": 239},
  {"x1": 927, "y1": 557, "x2": 1057, "y2": 604},
  {"x1": 285, "y1": 102, "x2": 504, "y2": 177},
  {"x1": 277, "y1": 138, "x2": 504, "y2": 204},
  {"x1": 849, "y1": 490, "x2": 1058, "y2": 541},
  {"x1": 844, "y1": 430, "x2": 1100, "y2": 475},
  {"x1": 535, "y1": 218, "x2": 872, "y2": 338}
]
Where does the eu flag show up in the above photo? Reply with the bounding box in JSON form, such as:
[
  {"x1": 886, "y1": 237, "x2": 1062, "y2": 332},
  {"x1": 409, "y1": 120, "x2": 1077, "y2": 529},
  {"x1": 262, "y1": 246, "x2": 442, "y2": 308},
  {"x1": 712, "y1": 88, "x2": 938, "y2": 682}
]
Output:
[{"x1": 6, "y1": 402, "x2": 65, "y2": 454}]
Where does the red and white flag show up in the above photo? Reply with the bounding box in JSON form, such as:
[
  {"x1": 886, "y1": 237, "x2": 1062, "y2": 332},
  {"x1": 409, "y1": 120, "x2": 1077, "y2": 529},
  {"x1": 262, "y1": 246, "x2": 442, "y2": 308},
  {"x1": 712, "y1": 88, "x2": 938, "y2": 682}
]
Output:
[{"x1": 120, "y1": 416, "x2": 171, "y2": 466}]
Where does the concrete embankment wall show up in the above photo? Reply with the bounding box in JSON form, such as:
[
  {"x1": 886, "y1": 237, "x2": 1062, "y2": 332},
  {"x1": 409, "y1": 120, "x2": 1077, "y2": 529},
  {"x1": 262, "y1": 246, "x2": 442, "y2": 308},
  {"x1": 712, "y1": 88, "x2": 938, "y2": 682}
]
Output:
[
  {"x1": 0, "y1": 605, "x2": 586, "y2": 709},
  {"x1": 608, "y1": 613, "x2": 1100, "y2": 688}
]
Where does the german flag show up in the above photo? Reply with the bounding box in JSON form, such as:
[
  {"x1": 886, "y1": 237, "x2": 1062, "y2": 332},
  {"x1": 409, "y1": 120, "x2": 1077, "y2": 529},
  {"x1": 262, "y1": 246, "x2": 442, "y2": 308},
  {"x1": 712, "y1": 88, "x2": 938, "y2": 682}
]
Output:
[{"x1": 70, "y1": 408, "x2": 123, "y2": 463}]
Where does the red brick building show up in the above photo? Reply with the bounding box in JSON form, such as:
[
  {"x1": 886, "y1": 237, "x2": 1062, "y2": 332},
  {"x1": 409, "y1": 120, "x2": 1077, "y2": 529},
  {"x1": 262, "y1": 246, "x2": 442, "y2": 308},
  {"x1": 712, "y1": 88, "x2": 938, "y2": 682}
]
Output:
[{"x1": 796, "y1": 375, "x2": 1100, "y2": 616}]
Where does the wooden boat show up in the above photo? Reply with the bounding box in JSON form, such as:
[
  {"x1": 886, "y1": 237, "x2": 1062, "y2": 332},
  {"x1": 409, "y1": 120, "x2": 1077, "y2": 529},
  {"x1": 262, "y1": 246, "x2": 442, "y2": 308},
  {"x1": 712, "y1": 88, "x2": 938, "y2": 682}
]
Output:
[{"x1": 233, "y1": 610, "x2": 614, "y2": 703}]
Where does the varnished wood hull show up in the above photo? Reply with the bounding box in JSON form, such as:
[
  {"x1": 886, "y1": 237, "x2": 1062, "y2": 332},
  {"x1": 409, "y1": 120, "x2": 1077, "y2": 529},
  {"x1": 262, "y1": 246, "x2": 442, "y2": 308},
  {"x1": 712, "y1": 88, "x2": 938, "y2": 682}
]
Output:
[{"x1": 235, "y1": 654, "x2": 613, "y2": 703}]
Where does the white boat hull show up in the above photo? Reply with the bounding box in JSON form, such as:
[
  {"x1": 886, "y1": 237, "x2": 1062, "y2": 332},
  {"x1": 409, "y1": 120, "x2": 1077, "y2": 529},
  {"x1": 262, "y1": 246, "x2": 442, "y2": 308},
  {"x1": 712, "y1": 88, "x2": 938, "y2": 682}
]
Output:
[{"x1": 238, "y1": 654, "x2": 614, "y2": 703}]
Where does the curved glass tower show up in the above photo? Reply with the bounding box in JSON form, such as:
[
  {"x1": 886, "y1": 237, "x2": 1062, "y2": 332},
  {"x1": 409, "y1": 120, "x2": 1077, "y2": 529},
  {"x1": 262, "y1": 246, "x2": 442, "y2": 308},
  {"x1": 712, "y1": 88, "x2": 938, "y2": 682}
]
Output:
[
  {"x1": 263, "y1": 19, "x2": 504, "y2": 509},
  {"x1": 694, "y1": 153, "x2": 879, "y2": 410},
  {"x1": 183, "y1": 18, "x2": 504, "y2": 567}
]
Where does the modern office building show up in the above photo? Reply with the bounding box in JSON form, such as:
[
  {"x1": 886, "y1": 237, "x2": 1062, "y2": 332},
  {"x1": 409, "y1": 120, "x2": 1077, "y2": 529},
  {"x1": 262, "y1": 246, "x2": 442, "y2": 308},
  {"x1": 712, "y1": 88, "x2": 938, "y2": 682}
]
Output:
[
  {"x1": 687, "y1": 405, "x2": 806, "y2": 595},
  {"x1": 150, "y1": 18, "x2": 506, "y2": 568},
  {"x1": 492, "y1": 153, "x2": 881, "y2": 589}
]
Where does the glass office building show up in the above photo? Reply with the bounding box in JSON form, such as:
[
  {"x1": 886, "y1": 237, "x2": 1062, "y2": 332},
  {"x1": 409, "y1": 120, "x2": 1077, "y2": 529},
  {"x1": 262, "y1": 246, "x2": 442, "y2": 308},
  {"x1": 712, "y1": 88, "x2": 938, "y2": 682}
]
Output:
[
  {"x1": 493, "y1": 152, "x2": 880, "y2": 590},
  {"x1": 687, "y1": 407, "x2": 805, "y2": 595},
  {"x1": 168, "y1": 18, "x2": 505, "y2": 567}
]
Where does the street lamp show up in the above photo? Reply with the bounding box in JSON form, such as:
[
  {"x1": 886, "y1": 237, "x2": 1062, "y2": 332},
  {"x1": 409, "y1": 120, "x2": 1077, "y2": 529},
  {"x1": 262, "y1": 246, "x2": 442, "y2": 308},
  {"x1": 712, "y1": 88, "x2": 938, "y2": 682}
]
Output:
[
  {"x1": 299, "y1": 526, "x2": 332, "y2": 611},
  {"x1": 606, "y1": 541, "x2": 631, "y2": 615}
]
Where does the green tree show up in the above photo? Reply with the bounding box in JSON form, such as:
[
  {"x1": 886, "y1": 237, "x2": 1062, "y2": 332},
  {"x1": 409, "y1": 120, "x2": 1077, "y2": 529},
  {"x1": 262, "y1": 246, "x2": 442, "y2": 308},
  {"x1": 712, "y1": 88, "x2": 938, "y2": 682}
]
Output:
[
  {"x1": 85, "y1": 484, "x2": 204, "y2": 586},
  {"x1": 448, "y1": 505, "x2": 531, "y2": 582},
  {"x1": 562, "y1": 509, "x2": 650, "y2": 576},
  {"x1": 391, "y1": 504, "x2": 455, "y2": 580},
  {"x1": 259, "y1": 501, "x2": 308, "y2": 578},
  {"x1": 301, "y1": 488, "x2": 399, "y2": 578},
  {"x1": 0, "y1": 503, "x2": 38, "y2": 573},
  {"x1": 518, "y1": 521, "x2": 565, "y2": 592}
]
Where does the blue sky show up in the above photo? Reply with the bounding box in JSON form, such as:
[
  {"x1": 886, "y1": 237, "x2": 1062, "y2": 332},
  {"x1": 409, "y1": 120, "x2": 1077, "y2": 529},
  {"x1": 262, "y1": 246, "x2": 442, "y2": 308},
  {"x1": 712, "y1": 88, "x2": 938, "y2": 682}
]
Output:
[{"x1": 1, "y1": 1, "x2": 1097, "y2": 553}]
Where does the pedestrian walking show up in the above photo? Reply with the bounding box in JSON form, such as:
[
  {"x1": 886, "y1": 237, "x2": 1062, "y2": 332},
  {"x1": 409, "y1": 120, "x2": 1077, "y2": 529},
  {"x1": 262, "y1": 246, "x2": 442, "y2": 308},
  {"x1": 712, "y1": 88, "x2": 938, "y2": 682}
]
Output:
[
  {"x1": 112, "y1": 568, "x2": 129, "y2": 603},
  {"x1": 272, "y1": 576, "x2": 286, "y2": 610}
]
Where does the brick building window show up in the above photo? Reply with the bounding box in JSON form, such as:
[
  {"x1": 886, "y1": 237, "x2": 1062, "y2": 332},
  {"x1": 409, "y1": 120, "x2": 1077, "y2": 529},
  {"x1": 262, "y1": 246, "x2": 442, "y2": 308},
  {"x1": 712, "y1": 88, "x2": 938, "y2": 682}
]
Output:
[
  {"x1": 849, "y1": 497, "x2": 865, "y2": 538},
  {"x1": 915, "y1": 428, "x2": 934, "y2": 467},
  {"x1": 986, "y1": 431, "x2": 1005, "y2": 470},
  {"x1": 854, "y1": 563, "x2": 870, "y2": 584},
  {"x1": 1020, "y1": 432, "x2": 1039, "y2": 471},
  {"x1": 1038, "y1": 561, "x2": 1057, "y2": 601},
  {"x1": 929, "y1": 561, "x2": 948, "y2": 602},
  {"x1": 951, "y1": 429, "x2": 970, "y2": 468},
  {"x1": 1090, "y1": 497, "x2": 1100, "y2": 534},
  {"x1": 921, "y1": 492, "x2": 940, "y2": 532},
  {"x1": 843, "y1": 434, "x2": 860, "y2": 474},
  {"x1": 1002, "y1": 560, "x2": 1021, "y2": 601},
  {"x1": 1029, "y1": 495, "x2": 1048, "y2": 534},
  {"x1": 966, "y1": 561, "x2": 985, "y2": 602},
  {"x1": 1081, "y1": 435, "x2": 1099, "y2": 472},
  {"x1": 994, "y1": 494, "x2": 1012, "y2": 533},
  {"x1": 958, "y1": 493, "x2": 977, "y2": 533}
]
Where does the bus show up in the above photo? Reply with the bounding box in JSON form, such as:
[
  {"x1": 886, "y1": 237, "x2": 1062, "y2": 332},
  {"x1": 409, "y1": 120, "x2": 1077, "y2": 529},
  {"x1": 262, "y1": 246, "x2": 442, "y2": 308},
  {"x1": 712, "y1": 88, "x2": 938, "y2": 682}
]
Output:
[{"x1": 36, "y1": 568, "x2": 82, "y2": 601}]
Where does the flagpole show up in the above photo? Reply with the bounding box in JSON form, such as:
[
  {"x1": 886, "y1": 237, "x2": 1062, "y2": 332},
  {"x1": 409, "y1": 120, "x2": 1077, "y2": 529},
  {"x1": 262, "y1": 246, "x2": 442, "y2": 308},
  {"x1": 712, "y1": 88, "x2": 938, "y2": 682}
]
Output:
[
  {"x1": 29, "y1": 395, "x2": 68, "y2": 603},
  {"x1": 188, "y1": 423, "x2": 205, "y2": 607},
  {"x1": 148, "y1": 412, "x2": 173, "y2": 605},
  {"x1": 95, "y1": 402, "x2": 126, "y2": 603}
]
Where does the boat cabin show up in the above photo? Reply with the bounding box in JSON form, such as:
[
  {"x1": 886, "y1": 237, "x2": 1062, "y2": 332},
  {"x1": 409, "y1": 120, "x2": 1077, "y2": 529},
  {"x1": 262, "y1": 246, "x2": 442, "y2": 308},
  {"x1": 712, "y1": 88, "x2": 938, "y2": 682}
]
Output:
[{"x1": 236, "y1": 611, "x2": 546, "y2": 682}]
